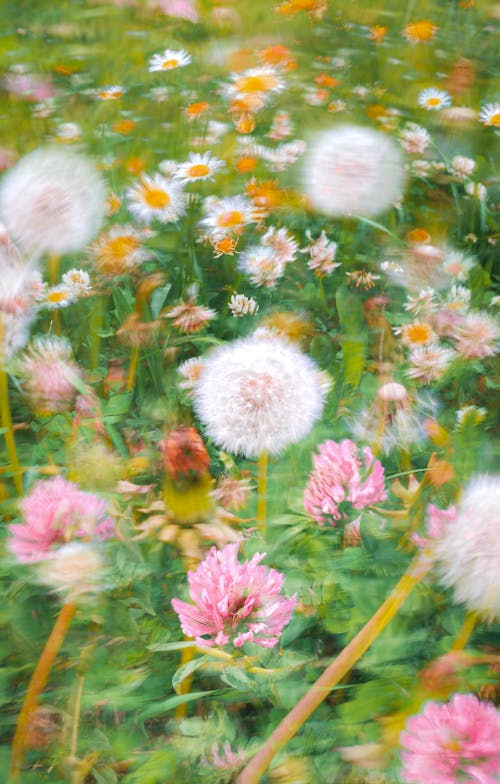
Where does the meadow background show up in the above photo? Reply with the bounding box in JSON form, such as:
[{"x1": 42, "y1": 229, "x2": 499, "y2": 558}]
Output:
[{"x1": 0, "y1": 0, "x2": 499, "y2": 782}]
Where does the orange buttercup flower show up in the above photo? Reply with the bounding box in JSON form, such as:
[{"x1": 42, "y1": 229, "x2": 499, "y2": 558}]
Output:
[
  {"x1": 185, "y1": 101, "x2": 210, "y2": 120},
  {"x1": 276, "y1": 0, "x2": 327, "y2": 18},
  {"x1": 235, "y1": 156, "x2": 257, "y2": 173},
  {"x1": 365, "y1": 104, "x2": 388, "y2": 120},
  {"x1": 314, "y1": 73, "x2": 341, "y2": 88},
  {"x1": 406, "y1": 228, "x2": 431, "y2": 244},
  {"x1": 112, "y1": 119, "x2": 136, "y2": 134},
  {"x1": 245, "y1": 179, "x2": 287, "y2": 211},
  {"x1": 369, "y1": 25, "x2": 388, "y2": 44},
  {"x1": 234, "y1": 114, "x2": 256, "y2": 134},
  {"x1": 210, "y1": 236, "x2": 239, "y2": 258},
  {"x1": 258, "y1": 45, "x2": 296, "y2": 71},
  {"x1": 125, "y1": 157, "x2": 145, "y2": 175},
  {"x1": 402, "y1": 20, "x2": 438, "y2": 43}
]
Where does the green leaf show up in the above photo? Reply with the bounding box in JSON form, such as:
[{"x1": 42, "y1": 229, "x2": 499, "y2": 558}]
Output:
[
  {"x1": 139, "y1": 689, "x2": 226, "y2": 719},
  {"x1": 172, "y1": 655, "x2": 209, "y2": 694}
]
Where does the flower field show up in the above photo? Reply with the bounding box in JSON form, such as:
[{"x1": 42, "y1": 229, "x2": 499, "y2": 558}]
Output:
[{"x1": 0, "y1": 0, "x2": 499, "y2": 782}]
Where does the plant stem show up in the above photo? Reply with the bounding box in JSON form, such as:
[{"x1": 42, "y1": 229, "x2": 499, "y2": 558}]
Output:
[
  {"x1": 451, "y1": 611, "x2": 478, "y2": 651},
  {"x1": 256, "y1": 452, "x2": 268, "y2": 535},
  {"x1": 48, "y1": 254, "x2": 60, "y2": 287},
  {"x1": 0, "y1": 315, "x2": 23, "y2": 495},
  {"x1": 127, "y1": 345, "x2": 140, "y2": 392},
  {"x1": 175, "y1": 639, "x2": 196, "y2": 721},
  {"x1": 9, "y1": 602, "x2": 77, "y2": 783},
  {"x1": 69, "y1": 674, "x2": 85, "y2": 784},
  {"x1": 237, "y1": 556, "x2": 431, "y2": 784}
]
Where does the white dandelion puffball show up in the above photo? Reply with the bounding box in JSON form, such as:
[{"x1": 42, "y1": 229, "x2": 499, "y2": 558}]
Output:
[
  {"x1": 435, "y1": 475, "x2": 500, "y2": 622},
  {"x1": 0, "y1": 146, "x2": 106, "y2": 257},
  {"x1": 303, "y1": 125, "x2": 405, "y2": 217},
  {"x1": 193, "y1": 335, "x2": 324, "y2": 458}
]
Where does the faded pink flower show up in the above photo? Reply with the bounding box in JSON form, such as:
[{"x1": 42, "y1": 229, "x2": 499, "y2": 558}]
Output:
[
  {"x1": 304, "y1": 439, "x2": 387, "y2": 525},
  {"x1": 452, "y1": 311, "x2": 499, "y2": 359},
  {"x1": 411, "y1": 503, "x2": 457, "y2": 552},
  {"x1": 171, "y1": 543, "x2": 297, "y2": 648},
  {"x1": 18, "y1": 336, "x2": 81, "y2": 414},
  {"x1": 211, "y1": 742, "x2": 247, "y2": 770},
  {"x1": 8, "y1": 477, "x2": 115, "y2": 564},
  {"x1": 400, "y1": 693, "x2": 500, "y2": 784},
  {"x1": 148, "y1": 0, "x2": 198, "y2": 21},
  {"x1": 164, "y1": 300, "x2": 216, "y2": 333}
]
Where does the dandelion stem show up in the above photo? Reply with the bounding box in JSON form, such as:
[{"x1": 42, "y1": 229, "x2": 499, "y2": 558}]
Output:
[
  {"x1": 451, "y1": 611, "x2": 478, "y2": 652},
  {"x1": 256, "y1": 452, "x2": 268, "y2": 535},
  {"x1": 236, "y1": 556, "x2": 431, "y2": 784},
  {"x1": 89, "y1": 296, "x2": 103, "y2": 371},
  {"x1": 0, "y1": 315, "x2": 23, "y2": 495},
  {"x1": 48, "y1": 254, "x2": 60, "y2": 287},
  {"x1": 9, "y1": 602, "x2": 77, "y2": 783}
]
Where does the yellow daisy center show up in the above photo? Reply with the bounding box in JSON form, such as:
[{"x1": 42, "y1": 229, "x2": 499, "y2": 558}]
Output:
[
  {"x1": 107, "y1": 235, "x2": 140, "y2": 259},
  {"x1": 46, "y1": 290, "x2": 70, "y2": 304},
  {"x1": 426, "y1": 97, "x2": 442, "y2": 107},
  {"x1": 485, "y1": 112, "x2": 500, "y2": 127},
  {"x1": 186, "y1": 164, "x2": 211, "y2": 178},
  {"x1": 407, "y1": 323, "x2": 433, "y2": 344},
  {"x1": 217, "y1": 210, "x2": 245, "y2": 228},
  {"x1": 404, "y1": 21, "x2": 437, "y2": 42},
  {"x1": 235, "y1": 74, "x2": 280, "y2": 94},
  {"x1": 162, "y1": 59, "x2": 179, "y2": 69},
  {"x1": 142, "y1": 185, "x2": 171, "y2": 209}
]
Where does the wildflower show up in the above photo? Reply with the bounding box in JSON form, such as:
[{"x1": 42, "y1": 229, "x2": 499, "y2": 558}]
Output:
[
  {"x1": 0, "y1": 250, "x2": 44, "y2": 358},
  {"x1": 171, "y1": 543, "x2": 297, "y2": 648},
  {"x1": 161, "y1": 426, "x2": 210, "y2": 482},
  {"x1": 351, "y1": 385, "x2": 425, "y2": 455},
  {"x1": 402, "y1": 21, "x2": 438, "y2": 44},
  {"x1": 165, "y1": 301, "x2": 216, "y2": 333},
  {"x1": 200, "y1": 195, "x2": 261, "y2": 239},
  {"x1": 151, "y1": 0, "x2": 198, "y2": 22},
  {"x1": 90, "y1": 224, "x2": 151, "y2": 276},
  {"x1": 400, "y1": 693, "x2": 500, "y2": 784},
  {"x1": 303, "y1": 439, "x2": 387, "y2": 525},
  {"x1": 211, "y1": 476, "x2": 254, "y2": 510},
  {"x1": 404, "y1": 289, "x2": 436, "y2": 316},
  {"x1": 178, "y1": 356, "x2": 204, "y2": 394},
  {"x1": 211, "y1": 742, "x2": 248, "y2": 770},
  {"x1": 37, "y1": 542, "x2": 106, "y2": 601},
  {"x1": 452, "y1": 311, "x2": 499, "y2": 358},
  {"x1": 397, "y1": 321, "x2": 436, "y2": 347},
  {"x1": 210, "y1": 235, "x2": 239, "y2": 257},
  {"x1": 185, "y1": 100, "x2": 210, "y2": 120},
  {"x1": 418, "y1": 88, "x2": 452, "y2": 111},
  {"x1": 0, "y1": 146, "x2": 106, "y2": 258},
  {"x1": 17, "y1": 336, "x2": 81, "y2": 414},
  {"x1": 346, "y1": 270, "x2": 380, "y2": 289},
  {"x1": 262, "y1": 226, "x2": 298, "y2": 264},
  {"x1": 479, "y1": 102, "x2": 500, "y2": 127},
  {"x1": 148, "y1": 48, "x2": 191, "y2": 72},
  {"x1": 228, "y1": 293, "x2": 259, "y2": 317},
  {"x1": 370, "y1": 25, "x2": 388, "y2": 43},
  {"x1": 228, "y1": 67, "x2": 285, "y2": 100},
  {"x1": 259, "y1": 46, "x2": 296, "y2": 72},
  {"x1": 465, "y1": 181, "x2": 487, "y2": 200},
  {"x1": 127, "y1": 174, "x2": 187, "y2": 224},
  {"x1": 399, "y1": 123, "x2": 431, "y2": 154},
  {"x1": 43, "y1": 284, "x2": 77, "y2": 309},
  {"x1": 267, "y1": 111, "x2": 293, "y2": 140},
  {"x1": 406, "y1": 344, "x2": 456, "y2": 383},
  {"x1": 55, "y1": 122, "x2": 81, "y2": 142},
  {"x1": 449, "y1": 155, "x2": 475, "y2": 178},
  {"x1": 276, "y1": 0, "x2": 327, "y2": 19},
  {"x1": 301, "y1": 229, "x2": 339, "y2": 277},
  {"x1": 95, "y1": 85, "x2": 125, "y2": 100},
  {"x1": 303, "y1": 125, "x2": 405, "y2": 217},
  {"x1": 8, "y1": 477, "x2": 115, "y2": 564},
  {"x1": 174, "y1": 152, "x2": 225, "y2": 184},
  {"x1": 61, "y1": 268, "x2": 91, "y2": 296},
  {"x1": 193, "y1": 334, "x2": 323, "y2": 458},
  {"x1": 456, "y1": 405, "x2": 487, "y2": 427},
  {"x1": 238, "y1": 245, "x2": 286, "y2": 288}
]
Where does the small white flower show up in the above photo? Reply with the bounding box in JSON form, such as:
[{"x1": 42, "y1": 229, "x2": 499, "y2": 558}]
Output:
[
  {"x1": 450, "y1": 155, "x2": 475, "y2": 178},
  {"x1": 238, "y1": 245, "x2": 285, "y2": 289},
  {"x1": 465, "y1": 181, "x2": 487, "y2": 200},
  {"x1": 406, "y1": 344, "x2": 456, "y2": 383},
  {"x1": 418, "y1": 88, "x2": 452, "y2": 111},
  {"x1": 95, "y1": 85, "x2": 125, "y2": 100},
  {"x1": 399, "y1": 123, "x2": 430, "y2": 154},
  {"x1": 148, "y1": 48, "x2": 191, "y2": 72},
  {"x1": 228, "y1": 293, "x2": 258, "y2": 317},
  {"x1": 479, "y1": 102, "x2": 500, "y2": 127},
  {"x1": 174, "y1": 152, "x2": 225, "y2": 183},
  {"x1": 127, "y1": 174, "x2": 187, "y2": 224},
  {"x1": 62, "y1": 268, "x2": 91, "y2": 295},
  {"x1": 37, "y1": 542, "x2": 106, "y2": 601},
  {"x1": 43, "y1": 284, "x2": 77, "y2": 310}
]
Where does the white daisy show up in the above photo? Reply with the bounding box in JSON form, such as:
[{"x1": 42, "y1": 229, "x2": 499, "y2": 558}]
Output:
[
  {"x1": 148, "y1": 48, "x2": 191, "y2": 72},
  {"x1": 227, "y1": 67, "x2": 285, "y2": 99},
  {"x1": 174, "y1": 152, "x2": 225, "y2": 184},
  {"x1": 418, "y1": 88, "x2": 452, "y2": 111},
  {"x1": 95, "y1": 85, "x2": 125, "y2": 100},
  {"x1": 127, "y1": 174, "x2": 187, "y2": 224},
  {"x1": 479, "y1": 102, "x2": 500, "y2": 127},
  {"x1": 200, "y1": 195, "x2": 261, "y2": 238}
]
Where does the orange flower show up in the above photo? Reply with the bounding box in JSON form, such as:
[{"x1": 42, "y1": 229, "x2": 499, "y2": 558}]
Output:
[
  {"x1": 234, "y1": 114, "x2": 256, "y2": 134},
  {"x1": 112, "y1": 119, "x2": 136, "y2": 134},
  {"x1": 125, "y1": 157, "x2": 145, "y2": 175},
  {"x1": 53, "y1": 63, "x2": 78, "y2": 76},
  {"x1": 259, "y1": 45, "x2": 296, "y2": 71},
  {"x1": 210, "y1": 236, "x2": 239, "y2": 257},
  {"x1": 406, "y1": 228, "x2": 431, "y2": 244},
  {"x1": 276, "y1": 0, "x2": 327, "y2": 18},
  {"x1": 185, "y1": 101, "x2": 210, "y2": 120},
  {"x1": 427, "y1": 452, "x2": 455, "y2": 488},
  {"x1": 365, "y1": 104, "x2": 388, "y2": 120},
  {"x1": 245, "y1": 179, "x2": 286, "y2": 211},
  {"x1": 235, "y1": 156, "x2": 257, "y2": 173},
  {"x1": 369, "y1": 25, "x2": 388, "y2": 44},
  {"x1": 314, "y1": 73, "x2": 340, "y2": 88},
  {"x1": 402, "y1": 20, "x2": 438, "y2": 43}
]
